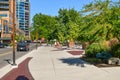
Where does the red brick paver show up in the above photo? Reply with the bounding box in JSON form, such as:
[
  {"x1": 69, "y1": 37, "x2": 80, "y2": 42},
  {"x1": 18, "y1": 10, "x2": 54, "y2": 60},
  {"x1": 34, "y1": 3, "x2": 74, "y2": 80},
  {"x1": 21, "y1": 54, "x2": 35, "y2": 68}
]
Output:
[
  {"x1": 68, "y1": 50, "x2": 84, "y2": 55},
  {"x1": 1, "y1": 57, "x2": 34, "y2": 80}
]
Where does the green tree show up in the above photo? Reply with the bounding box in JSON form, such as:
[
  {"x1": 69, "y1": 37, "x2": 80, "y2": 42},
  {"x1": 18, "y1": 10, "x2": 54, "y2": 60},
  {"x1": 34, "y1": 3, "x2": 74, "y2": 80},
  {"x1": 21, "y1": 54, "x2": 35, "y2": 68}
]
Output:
[
  {"x1": 80, "y1": 0, "x2": 119, "y2": 43},
  {"x1": 110, "y1": 1, "x2": 120, "y2": 42},
  {"x1": 16, "y1": 34, "x2": 26, "y2": 42},
  {"x1": 57, "y1": 8, "x2": 82, "y2": 42},
  {"x1": 32, "y1": 13, "x2": 57, "y2": 41}
]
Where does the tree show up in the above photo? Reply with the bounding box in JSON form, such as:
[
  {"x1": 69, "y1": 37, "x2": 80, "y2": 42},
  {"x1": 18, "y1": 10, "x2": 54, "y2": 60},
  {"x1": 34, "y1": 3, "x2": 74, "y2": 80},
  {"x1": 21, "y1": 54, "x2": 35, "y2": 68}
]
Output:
[
  {"x1": 16, "y1": 34, "x2": 26, "y2": 42},
  {"x1": 110, "y1": 1, "x2": 120, "y2": 42},
  {"x1": 57, "y1": 8, "x2": 82, "y2": 42},
  {"x1": 32, "y1": 13, "x2": 57, "y2": 41},
  {"x1": 80, "y1": 0, "x2": 119, "y2": 43}
]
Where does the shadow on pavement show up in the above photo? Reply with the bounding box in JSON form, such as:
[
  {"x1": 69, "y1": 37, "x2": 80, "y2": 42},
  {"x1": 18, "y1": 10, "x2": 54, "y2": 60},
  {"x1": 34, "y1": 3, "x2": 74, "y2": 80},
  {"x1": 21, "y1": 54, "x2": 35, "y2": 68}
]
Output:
[
  {"x1": 4, "y1": 59, "x2": 12, "y2": 65},
  {"x1": 16, "y1": 75, "x2": 29, "y2": 80},
  {"x1": 59, "y1": 57, "x2": 90, "y2": 67},
  {"x1": 51, "y1": 47, "x2": 67, "y2": 51}
]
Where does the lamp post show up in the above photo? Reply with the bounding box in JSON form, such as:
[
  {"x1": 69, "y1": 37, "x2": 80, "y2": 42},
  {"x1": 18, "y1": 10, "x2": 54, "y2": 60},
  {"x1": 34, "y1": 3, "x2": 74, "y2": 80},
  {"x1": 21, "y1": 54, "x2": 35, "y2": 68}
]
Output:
[
  {"x1": 0, "y1": 18, "x2": 3, "y2": 43},
  {"x1": 35, "y1": 27, "x2": 38, "y2": 49},
  {"x1": 12, "y1": 0, "x2": 16, "y2": 65}
]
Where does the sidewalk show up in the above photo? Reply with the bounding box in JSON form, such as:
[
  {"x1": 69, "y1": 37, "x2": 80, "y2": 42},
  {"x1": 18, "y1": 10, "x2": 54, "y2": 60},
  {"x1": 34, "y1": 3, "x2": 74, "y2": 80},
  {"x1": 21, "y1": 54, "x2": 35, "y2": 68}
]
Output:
[{"x1": 1, "y1": 46, "x2": 120, "y2": 80}]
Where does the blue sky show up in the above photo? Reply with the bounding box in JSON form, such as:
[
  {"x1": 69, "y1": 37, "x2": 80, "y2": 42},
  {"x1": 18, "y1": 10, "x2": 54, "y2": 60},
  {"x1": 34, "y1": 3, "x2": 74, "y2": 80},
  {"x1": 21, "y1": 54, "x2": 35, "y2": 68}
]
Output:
[
  {"x1": 30, "y1": 0, "x2": 94, "y2": 22},
  {"x1": 30, "y1": 0, "x2": 119, "y2": 23}
]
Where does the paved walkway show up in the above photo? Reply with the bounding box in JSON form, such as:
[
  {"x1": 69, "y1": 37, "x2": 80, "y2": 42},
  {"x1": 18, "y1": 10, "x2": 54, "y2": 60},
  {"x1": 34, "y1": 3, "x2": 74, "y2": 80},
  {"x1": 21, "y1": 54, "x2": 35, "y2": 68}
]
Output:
[
  {"x1": 1, "y1": 46, "x2": 120, "y2": 80},
  {"x1": 1, "y1": 57, "x2": 33, "y2": 80}
]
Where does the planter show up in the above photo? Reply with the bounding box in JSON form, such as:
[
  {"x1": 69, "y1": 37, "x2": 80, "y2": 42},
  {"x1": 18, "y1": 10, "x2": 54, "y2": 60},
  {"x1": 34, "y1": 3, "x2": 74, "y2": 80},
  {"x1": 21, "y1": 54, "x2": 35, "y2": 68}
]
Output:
[
  {"x1": 82, "y1": 42, "x2": 89, "y2": 49},
  {"x1": 69, "y1": 41, "x2": 74, "y2": 48}
]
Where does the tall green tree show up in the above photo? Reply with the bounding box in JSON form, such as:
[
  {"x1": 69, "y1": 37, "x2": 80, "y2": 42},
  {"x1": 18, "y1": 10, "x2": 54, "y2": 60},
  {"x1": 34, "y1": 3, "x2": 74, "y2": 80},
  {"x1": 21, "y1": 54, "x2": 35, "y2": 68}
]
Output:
[
  {"x1": 32, "y1": 13, "x2": 57, "y2": 41},
  {"x1": 57, "y1": 8, "x2": 82, "y2": 42},
  {"x1": 110, "y1": 1, "x2": 120, "y2": 42},
  {"x1": 80, "y1": 0, "x2": 119, "y2": 43}
]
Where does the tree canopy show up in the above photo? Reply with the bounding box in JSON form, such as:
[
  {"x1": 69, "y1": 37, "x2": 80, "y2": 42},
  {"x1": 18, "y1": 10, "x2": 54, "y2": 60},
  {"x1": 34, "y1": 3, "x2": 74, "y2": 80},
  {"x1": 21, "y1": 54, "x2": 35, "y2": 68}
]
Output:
[{"x1": 31, "y1": 0, "x2": 120, "y2": 44}]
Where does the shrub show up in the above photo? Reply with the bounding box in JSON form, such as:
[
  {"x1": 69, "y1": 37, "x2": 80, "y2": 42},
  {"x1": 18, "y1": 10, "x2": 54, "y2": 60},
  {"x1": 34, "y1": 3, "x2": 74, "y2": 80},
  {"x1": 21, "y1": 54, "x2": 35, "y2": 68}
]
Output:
[
  {"x1": 96, "y1": 52, "x2": 112, "y2": 59},
  {"x1": 85, "y1": 43, "x2": 107, "y2": 57},
  {"x1": 83, "y1": 57, "x2": 102, "y2": 64},
  {"x1": 111, "y1": 43, "x2": 120, "y2": 58}
]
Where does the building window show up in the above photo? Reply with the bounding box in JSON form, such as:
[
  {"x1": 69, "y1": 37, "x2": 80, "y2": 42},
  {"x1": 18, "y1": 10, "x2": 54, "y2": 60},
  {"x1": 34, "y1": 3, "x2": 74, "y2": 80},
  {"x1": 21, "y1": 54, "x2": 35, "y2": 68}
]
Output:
[
  {"x1": 4, "y1": 25, "x2": 9, "y2": 33},
  {"x1": 0, "y1": 24, "x2": 2, "y2": 30},
  {"x1": 0, "y1": 0, "x2": 9, "y2": 1},
  {"x1": 0, "y1": 14, "x2": 7, "y2": 17}
]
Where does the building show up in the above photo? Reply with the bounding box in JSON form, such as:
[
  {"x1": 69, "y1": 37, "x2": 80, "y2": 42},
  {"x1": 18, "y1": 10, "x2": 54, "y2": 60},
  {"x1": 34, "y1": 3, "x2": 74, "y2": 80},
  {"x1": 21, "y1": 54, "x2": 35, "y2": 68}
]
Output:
[
  {"x1": 0, "y1": 0, "x2": 25, "y2": 43},
  {"x1": 16, "y1": 0, "x2": 30, "y2": 39}
]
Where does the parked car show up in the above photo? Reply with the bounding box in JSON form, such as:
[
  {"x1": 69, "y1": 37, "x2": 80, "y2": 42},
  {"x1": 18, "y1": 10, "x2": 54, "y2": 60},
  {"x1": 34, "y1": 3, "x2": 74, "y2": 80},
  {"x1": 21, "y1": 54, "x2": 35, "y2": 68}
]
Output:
[
  {"x1": 3, "y1": 43, "x2": 8, "y2": 47},
  {"x1": 25, "y1": 40, "x2": 32, "y2": 43},
  {"x1": 17, "y1": 42, "x2": 29, "y2": 51},
  {"x1": 0, "y1": 43, "x2": 5, "y2": 48},
  {"x1": 20, "y1": 40, "x2": 30, "y2": 45}
]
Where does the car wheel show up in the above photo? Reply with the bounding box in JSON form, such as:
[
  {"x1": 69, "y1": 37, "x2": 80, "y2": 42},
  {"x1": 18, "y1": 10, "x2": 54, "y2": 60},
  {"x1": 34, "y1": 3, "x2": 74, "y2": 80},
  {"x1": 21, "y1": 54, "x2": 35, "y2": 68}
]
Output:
[{"x1": 26, "y1": 49, "x2": 28, "y2": 51}]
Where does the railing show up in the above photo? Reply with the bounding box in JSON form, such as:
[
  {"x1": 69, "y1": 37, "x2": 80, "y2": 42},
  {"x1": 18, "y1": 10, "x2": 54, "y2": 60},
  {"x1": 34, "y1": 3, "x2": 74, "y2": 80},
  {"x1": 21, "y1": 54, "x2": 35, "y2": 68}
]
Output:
[
  {"x1": 0, "y1": 1, "x2": 9, "y2": 4},
  {"x1": 2, "y1": 33, "x2": 11, "y2": 38}
]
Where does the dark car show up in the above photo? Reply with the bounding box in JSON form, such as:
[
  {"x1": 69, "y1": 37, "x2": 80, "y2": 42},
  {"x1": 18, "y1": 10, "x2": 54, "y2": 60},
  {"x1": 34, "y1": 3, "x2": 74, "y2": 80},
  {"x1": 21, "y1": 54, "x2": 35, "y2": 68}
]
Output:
[
  {"x1": 0, "y1": 43, "x2": 5, "y2": 48},
  {"x1": 25, "y1": 40, "x2": 32, "y2": 43},
  {"x1": 17, "y1": 42, "x2": 29, "y2": 51}
]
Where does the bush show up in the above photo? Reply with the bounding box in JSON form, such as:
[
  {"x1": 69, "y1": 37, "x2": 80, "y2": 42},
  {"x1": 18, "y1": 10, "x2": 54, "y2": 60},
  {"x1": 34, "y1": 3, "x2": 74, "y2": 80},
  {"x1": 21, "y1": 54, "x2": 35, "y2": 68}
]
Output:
[
  {"x1": 83, "y1": 57, "x2": 102, "y2": 64},
  {"x1": 111, "y1": 43, "x2": 120, "y2": 58},
  {"x1": 85, "y1": 43, "x2": 107, "y2": 57},
  {"x1": 96, "y1": 52, "x2": 112, "y2": 59},
  {"x1": 8, "y1": 43, "x2": 13, "y2": 46}
]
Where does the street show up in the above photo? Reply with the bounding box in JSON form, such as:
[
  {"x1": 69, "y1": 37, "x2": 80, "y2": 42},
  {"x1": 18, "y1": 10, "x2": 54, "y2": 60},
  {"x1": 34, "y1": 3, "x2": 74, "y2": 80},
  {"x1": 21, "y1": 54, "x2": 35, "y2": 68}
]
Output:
[{"x1": 0, "y1": 43, "x2": 39, "y2": 68}]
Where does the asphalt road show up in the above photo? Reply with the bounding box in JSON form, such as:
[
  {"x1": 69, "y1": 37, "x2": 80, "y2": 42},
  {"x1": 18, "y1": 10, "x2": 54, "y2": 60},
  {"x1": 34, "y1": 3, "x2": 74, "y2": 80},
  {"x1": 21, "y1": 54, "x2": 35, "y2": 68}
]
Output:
[{"x1": 0, "y1": 43, "x2": 39, "y2": 68}]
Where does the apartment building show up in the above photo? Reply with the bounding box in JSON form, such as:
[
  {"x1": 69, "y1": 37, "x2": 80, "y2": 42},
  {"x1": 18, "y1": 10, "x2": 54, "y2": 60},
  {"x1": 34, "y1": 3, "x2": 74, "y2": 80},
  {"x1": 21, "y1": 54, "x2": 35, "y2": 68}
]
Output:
[
  {"x1": 0, "y1": 0, "x2": 25, "y2": 43},
  {"x1": 16, "y1": 0, "x2": 30, "y2": 39}
]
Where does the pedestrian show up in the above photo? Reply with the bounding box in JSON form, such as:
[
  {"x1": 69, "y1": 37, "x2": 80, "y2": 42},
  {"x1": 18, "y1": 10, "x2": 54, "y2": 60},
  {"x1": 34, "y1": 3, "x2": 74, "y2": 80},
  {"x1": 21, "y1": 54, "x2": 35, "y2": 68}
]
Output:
[
  {"x1": 56, "y1": 41, "x2": 60, "y2": 48},
  {"x1": 54, "y1": 41, "x2": 57, "y2": 47}
]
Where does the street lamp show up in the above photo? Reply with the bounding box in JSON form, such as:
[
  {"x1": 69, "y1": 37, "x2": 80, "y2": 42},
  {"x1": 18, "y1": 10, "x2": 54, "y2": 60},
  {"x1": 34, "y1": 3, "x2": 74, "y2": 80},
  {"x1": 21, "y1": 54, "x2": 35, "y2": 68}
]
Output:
[
  {"x1": 0, "y1": 18, "x2": 3, "y2": 43},
  {"x1": 12, "y1": 0, "x2": 16, "y2": 65},
  {"x1": 35, "y1": 25, "x2": 38, "y2": 49}
]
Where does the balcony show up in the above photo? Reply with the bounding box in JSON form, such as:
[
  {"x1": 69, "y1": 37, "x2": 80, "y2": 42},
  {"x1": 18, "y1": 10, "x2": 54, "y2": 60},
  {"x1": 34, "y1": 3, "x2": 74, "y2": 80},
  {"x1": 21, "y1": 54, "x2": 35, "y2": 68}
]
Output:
[
  {"x1": 0, "y1": 1, "x2": 9, "y2": 4},
  {"x1": 0, "y1": 33, "x2": 11, "y2": 41},
  {"x1": 2, "y1": 33, "x2": 11, "y2": 38},
  {"x1": 0, "y1": 6, "x2": 9, "y2": 10}
]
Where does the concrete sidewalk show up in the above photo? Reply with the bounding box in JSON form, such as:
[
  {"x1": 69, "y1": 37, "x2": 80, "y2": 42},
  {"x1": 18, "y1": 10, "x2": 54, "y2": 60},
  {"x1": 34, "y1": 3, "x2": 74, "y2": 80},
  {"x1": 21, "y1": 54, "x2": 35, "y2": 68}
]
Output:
[
  {"x1": 29, "y1": 46, "x2": 120, "y2": 80},
  {"x1": 1, "y1": 46, "x2": 120, "y2": 80}
]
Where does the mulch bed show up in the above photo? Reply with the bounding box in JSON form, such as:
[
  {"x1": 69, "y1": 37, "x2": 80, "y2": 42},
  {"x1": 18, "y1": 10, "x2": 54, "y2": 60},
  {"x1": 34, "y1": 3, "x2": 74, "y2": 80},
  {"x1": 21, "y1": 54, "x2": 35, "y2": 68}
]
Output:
[
  {"x1": 81, "y1": 57, "x2": 120, "y2": 68},
  {"x1": 67, "y1": 50, "x2": 120, "y2": 68},
  {"x1": 0, "y1": 57, "x2": 34, "y2": 80},
  {"x1": 95, "y1": 63, "x2": 120, "y2": 68}
]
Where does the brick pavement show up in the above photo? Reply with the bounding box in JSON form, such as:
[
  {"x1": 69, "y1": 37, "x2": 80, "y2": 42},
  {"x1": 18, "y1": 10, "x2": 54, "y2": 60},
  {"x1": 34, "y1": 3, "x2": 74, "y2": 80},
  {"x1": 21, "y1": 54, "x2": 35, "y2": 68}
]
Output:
[{"x1": 0, "y1": 57, "x2": 34, "y2": 80}]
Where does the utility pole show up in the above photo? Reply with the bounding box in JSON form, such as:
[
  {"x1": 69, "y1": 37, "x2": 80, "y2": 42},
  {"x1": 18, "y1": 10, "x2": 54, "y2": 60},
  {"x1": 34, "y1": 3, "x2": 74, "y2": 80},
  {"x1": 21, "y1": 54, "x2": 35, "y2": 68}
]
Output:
[{"x1": 12, "y1": 0, "x2": 16, "y2": 65}]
